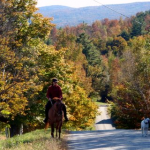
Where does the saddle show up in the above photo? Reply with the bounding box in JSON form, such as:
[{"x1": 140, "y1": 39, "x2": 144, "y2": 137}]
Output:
[{"x1": 53, "y1": 97, "x2": 61, "y2": 101}]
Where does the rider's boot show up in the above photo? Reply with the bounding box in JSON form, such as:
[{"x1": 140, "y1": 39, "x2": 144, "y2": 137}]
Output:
[
  {"x1": 44, "y1": 109, "x2": 49, "y2": 123},
  {"x1": 63, "y1": 104, "x2": 69, "y2": 122},
  {"x1": 44, "y1": 103, "x2": 50, "y2": 123}
]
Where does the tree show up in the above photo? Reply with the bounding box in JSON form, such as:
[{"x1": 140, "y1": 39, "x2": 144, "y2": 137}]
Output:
[
  {"x1": 0, "y1": 0, "x2": 54, "y2": 137},
  {"x1": 76, "y1": 33, "x2": 105, "y2": 99},
  {"x1": 119, "y1": 30, "x2": 130, "y2": 41},
  {"x1": 107, "y1": 37, "x2": 127, "y2": 56},
  {"x1": 35, "y1": 45, "x2": 98, "y2": 130},
  {"x1": 76, "y1": 33, "x2": 101, "y2": 66},
  {"x1": 130, "y1": 12, "x2": 146, "y2": 37},
  {"x1": 110, "y1": 36, "x2": 150, "y2": 128}
]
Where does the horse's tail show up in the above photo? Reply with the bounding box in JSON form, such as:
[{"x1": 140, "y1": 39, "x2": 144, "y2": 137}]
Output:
[{"x1": 45, "y1": 122, "x2": 49, "y2": 130}]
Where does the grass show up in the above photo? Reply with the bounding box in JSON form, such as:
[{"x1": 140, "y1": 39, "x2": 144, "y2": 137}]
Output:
[
  {"x1": 0, "y1": 128, "x2": 68, "y2": 150},
  {"x1": 91, "y1": 97, "x2": 109, "y2": 106},
  {"x1": 94, "y1": 101, "x2": 109, "y2": 106}
]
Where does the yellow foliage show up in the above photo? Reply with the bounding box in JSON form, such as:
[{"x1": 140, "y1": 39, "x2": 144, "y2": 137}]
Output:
[{"x1": 63, "y1": 84, "x2": 98, "y2": 130}]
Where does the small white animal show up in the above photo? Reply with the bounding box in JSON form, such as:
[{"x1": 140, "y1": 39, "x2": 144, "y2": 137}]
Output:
[{"x1": 141, "y1": 118, "x2": 150, "y2": 137}]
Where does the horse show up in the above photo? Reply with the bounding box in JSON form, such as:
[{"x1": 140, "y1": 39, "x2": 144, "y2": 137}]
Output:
[{"x1": 45, "y1": 98, "x2": 64, "y2": 139}]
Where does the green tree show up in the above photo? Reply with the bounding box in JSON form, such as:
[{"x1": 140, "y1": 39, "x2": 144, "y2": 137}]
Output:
[
  {"x1": 119, "y1": 30, "x2": 130, "y2": 41},
  {"x1": 130, "y1": 12, "x2": 147, "y2": 37},
  {"x1": 107, "y1": 37, "x2": 127, "y2": 56},
  {"x1": 76, "y1": 33, "x2": 101, "y2": 66},
  {"x1": 76, "y1": 33, "x2": 104, "y2": 99}
]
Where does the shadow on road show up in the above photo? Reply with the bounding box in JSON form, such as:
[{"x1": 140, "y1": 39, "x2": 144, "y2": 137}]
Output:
[
  {"x1": 96, "y1": 118, "x2": 113, "y2": 124},
  {"x1": 67, "y1": 130, "x2": 150, "y2": 150},
  {"x1": 96, "y1": 119, "x2": 116, "y2": 128}
]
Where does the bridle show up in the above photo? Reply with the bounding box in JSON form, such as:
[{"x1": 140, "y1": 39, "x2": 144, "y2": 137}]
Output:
[{"x1": 54, "y1": 101, "x2": 63, "y2": 117}]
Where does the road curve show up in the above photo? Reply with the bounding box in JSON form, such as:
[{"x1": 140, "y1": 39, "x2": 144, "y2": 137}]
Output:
[{"x1": 95, "y1": 105, "x2": 115, "y2": 130}]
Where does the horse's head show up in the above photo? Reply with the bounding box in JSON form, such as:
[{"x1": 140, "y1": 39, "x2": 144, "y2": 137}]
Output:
[{"x1": 54, "y1": 100, "x2": 63, "y2": 116}]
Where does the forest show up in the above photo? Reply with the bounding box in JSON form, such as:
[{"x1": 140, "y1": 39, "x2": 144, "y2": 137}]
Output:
[{"x1": 0, "y1": 0, "x2": 150, "y2": 137}]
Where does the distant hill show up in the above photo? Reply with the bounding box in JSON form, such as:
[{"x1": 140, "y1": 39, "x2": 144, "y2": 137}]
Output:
[{"x1": 38, "y1": 2, "x2": 150, "y2": 27}]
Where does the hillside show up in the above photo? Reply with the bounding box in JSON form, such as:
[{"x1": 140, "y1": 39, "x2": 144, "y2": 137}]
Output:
[
  {"x1": 38, "y1": 2, "x2": 150, "y2": 27},
  {"x1": 0, "y1": 129, "x2": 67, "y2": 150}
]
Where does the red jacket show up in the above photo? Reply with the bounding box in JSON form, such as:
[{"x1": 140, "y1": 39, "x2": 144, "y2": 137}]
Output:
[{"x1": 46, "y1": 85, "x2": 62, "y2": 100}]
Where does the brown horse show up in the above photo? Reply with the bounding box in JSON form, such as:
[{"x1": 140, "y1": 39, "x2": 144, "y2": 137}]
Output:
[{"x1": 45, "y1": 99, "x2": 64, "y2": 139}]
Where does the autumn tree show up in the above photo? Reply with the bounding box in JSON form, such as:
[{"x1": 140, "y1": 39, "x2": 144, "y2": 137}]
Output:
[
  {"x1": 0, "y1": 0, "x2": 54, "y2": 136},
  {"x1": 106, "y1": 36, "x2": 127, "y2": 56},
  {"x1": 46, "y1": 28, "x2": 98, "y2": 130},
  {"x1": 34, "y1": 45, "x2": 98, "y2": 130},
  {"x1": 110, "y1": 35, "x2": 150, "y2": 128},
  {"x1": 0, "y1": 0, "x2": 98, "y2": 135}
]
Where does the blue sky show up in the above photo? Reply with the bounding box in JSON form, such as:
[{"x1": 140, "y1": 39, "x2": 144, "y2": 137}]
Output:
[{"x1": 36, "y1": 0, "x2": 150, "y2": 8}]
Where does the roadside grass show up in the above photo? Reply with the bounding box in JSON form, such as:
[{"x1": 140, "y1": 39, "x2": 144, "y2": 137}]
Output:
[
  {"x1": 0, "y1": 128, "x2": 68, "y2": 150},
  {"x1": 91, "y1": 97, "x2": 109, "y2": 106},
  {"x1": 95, "y1": 101, "x2": 109, "y2": 106},
  {"x1": 94, "y1": 100, "x2": 109, "y2": 107}
]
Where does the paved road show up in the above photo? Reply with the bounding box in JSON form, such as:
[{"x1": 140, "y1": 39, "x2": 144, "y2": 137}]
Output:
[
  {"x1": 95, "y1": 105, "x2": 115, "y2": 130},
  {"x1": 67, "y1": 129, "x2": 150, "y2": 150},
  {"x1": 67, "y1": 105, "x2": 150, "y2": 150}
]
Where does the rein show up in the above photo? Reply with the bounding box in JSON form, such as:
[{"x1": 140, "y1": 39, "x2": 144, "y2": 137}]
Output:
[{"x1": 53, "y1": 100, "x2": 63, "y2": 117}]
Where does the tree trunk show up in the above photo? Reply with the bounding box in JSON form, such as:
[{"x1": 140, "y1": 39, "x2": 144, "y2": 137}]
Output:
[{"x1": 9, "y1": 124, "x2": 23, "y2": 137}]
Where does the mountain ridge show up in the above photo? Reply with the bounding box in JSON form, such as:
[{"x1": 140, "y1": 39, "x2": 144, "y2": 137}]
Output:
[{"x1": 37, "y1": 2, "x2": 150, "y2": 27}]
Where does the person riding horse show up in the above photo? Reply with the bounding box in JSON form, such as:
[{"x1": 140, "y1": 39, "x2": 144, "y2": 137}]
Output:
[{"x1": 44, "y1": 78, "x2": 69, "y2": 123}]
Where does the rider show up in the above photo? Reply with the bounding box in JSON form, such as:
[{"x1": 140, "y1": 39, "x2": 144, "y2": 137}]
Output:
[{"x1": 44, "y1": 78, "x2": 69, "y2": 123}]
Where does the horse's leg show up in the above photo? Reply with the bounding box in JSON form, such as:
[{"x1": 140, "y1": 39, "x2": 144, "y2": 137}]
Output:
[
  {"x1": 56, "y1": 126, "x2": 58, "y2": 138},
  {"x1": 56, "y1": 123, "x2": 60, "y2": 138},
  {"x1": 51, "y1": 124, "x2": 54, "y2": 138},
  {"x1": 58, "y1": 122, "x2": 62, "y2": 139},
  {"x1": 59, "y1": 125, "x2": 61, "y2": 139}
]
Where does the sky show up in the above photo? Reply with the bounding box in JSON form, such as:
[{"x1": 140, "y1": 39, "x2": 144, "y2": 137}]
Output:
[{"x1": 36, "y1": 0, "x2": 150, "y2": 8}]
